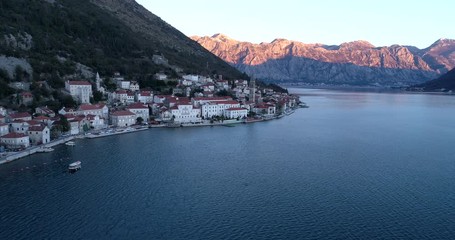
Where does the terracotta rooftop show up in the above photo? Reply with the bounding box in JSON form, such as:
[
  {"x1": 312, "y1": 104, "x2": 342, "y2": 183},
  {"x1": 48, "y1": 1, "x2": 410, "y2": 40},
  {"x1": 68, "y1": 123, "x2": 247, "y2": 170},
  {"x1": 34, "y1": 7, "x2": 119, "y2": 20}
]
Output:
[
  {"x1": 9, "y1": 112, "x2": 32, "y2": 119},
  {"x1": 28, "y1": 125, "x2": 47, "y2": 131},
  {"x1": 78, "y1": 104, "x2": 106, "y2": 111},
  {"x1": 111, "y1": 110, "x2": 135, "y2": 116},
  {"x1": 1, "y1": 132, "x2": 28, "y2": 138}
]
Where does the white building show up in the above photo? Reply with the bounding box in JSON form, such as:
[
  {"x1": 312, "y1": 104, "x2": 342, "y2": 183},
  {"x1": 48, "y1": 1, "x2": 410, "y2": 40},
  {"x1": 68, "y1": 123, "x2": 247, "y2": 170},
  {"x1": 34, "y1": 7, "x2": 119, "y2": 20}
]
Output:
[
  {"x1": 77, "y1": 104, "x2": 109, "y2": 120},
  {"x1": 110, "y1": 90, "x2": 134, "y2": 104},
  {"x1": 170, "y1": 104, "x2": 201, "y2": 124},
  {"x1": 110, "y1": 110, "x2": 136, "y2": 127},
  {"x1": 216, "y1": 80, "x2": 229, "y2": 90},
  {"x1": 130, "y1": 81, "x2": 140, "y2": 92},
  {"x1": 153, "y1": 95, "x2": 167, "y2": 104},
  {"x1": 155, "y1": 73, "x2": 167, "y2": 81},
  {"x1": 126, "y1": 103, "x2": 149, "y2": 123},
  {"x1": 28, "y1": 125, "x2": 50, "y2": 145},
  {"x1": 183, "y1": 74, "x2": 199, "y2": 82},
  {"x1": 58, "y1": 107, "x2": 76, "y2": 116},
  {"x1": 126, "y1": 92, "x2": 135, "y2": 104},
  {"x1": 201, "y1": 100, "x2": 240, "y2": 118},
  {"x1": 86, "y1": 114, "x2": 105, "y2": 130},
  {"x1": 10, "y1": 121, "x2": 30, "y2": 134},
  {"x1": 0, "y1": 123, "x2": 9, "y2": 137},
  {"x1": 254, "y1": 103, "x2": 276, "y2": 115},
  {"x1": 224, "y1": 107, "x2": 248, "y2": 119},
  {"x1": 65, "y1": 80, "x2": 93, "y2": 104},
  {"x1": 35, "y1": 106, "x2": 55, "y2": 117},
  {"x1": 136, "y1": 91, "x2": 154, "y2": 104},
  {"x1": 118, "y1": 79, "x2": 131, "y2": 90},
  {"x1": 1, "y1": 132, "x2": 30, "y2": 149},
  {"x1": 0, "y1": 106, "x2": 7, "y2": 116}
]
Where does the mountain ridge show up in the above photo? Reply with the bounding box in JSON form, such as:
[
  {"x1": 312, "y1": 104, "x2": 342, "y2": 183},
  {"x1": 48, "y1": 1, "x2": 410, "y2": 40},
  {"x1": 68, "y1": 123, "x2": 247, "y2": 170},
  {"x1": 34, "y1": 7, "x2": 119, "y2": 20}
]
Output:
[{"x1": 193, "y1": 34, "x2": 455, "y2": 86}]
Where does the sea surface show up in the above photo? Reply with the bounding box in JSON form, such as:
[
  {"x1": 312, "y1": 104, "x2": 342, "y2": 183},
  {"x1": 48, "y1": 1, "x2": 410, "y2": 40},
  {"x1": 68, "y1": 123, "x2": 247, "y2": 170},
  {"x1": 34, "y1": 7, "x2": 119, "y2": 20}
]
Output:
[{"x1": 1, "y1": 88, "x2": 454, "y2": 239}]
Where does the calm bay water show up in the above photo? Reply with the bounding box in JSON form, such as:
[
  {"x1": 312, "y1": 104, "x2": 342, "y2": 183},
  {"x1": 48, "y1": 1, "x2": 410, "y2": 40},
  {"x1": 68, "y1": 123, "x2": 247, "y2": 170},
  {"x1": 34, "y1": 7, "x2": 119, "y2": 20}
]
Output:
[{"x1": 1, "y1": 88, "x2": 455, "y2": 239}]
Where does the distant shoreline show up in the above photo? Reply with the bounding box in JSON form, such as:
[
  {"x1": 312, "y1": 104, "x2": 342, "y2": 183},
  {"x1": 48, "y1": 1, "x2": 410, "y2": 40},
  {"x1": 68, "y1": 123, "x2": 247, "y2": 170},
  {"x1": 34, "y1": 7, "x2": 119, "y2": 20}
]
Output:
[{"x1": 287, "y1": 86, "x2": 455, "y2": 96}]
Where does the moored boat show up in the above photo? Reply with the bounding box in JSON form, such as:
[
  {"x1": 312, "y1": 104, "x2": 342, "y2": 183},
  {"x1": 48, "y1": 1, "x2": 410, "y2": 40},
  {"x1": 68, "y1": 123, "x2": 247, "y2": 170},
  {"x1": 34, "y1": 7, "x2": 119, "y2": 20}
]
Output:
[
  {"x1": 65, "y1": 141, "x2": 76, "y2": 146},
  {"x1": 68, "y1": 161, "x2": 81, "y2": 172}
]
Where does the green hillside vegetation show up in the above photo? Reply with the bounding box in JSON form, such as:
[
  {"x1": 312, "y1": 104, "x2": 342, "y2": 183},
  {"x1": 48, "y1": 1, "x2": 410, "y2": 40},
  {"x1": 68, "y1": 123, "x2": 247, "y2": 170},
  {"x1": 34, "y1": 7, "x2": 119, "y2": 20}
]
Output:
[
  {"x1": 415, "y1": 68, "x2": 455, "y2": 92},
  {"x1": 0, "y1": 0, "x2": 249, "y2": 110},
  {"x1": 0, "y1": 0, "x2": 245, "y2": 78}
]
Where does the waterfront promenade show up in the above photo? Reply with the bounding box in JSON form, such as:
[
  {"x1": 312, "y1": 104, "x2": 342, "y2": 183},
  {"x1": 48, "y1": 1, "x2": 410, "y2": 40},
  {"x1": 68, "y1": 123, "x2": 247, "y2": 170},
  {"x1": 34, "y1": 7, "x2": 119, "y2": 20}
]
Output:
[{"x1": 0, "y1": 109, "x2": 298, "y2": 165}]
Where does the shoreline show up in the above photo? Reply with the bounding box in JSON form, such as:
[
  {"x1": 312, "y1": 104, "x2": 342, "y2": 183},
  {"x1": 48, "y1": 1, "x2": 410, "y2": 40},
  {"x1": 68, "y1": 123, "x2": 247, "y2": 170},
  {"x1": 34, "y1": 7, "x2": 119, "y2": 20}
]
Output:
[{"x1": 0, "y1": 109, "x2": 299, "y2": 165}]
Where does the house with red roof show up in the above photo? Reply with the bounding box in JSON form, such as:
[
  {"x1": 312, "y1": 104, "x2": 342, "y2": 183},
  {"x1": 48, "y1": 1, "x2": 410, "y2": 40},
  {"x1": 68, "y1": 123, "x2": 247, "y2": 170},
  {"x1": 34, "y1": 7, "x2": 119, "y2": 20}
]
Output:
[
  {"x1": 33, "y1": 115, "x2": 53, "y2": 127},
  {"x1": 77, "y1": 104, "x2": 109, "y2": 120},
  {"x1": 126, "y1": 103, "x2": 149, "y2": 122},
  {"x1": 68, "y1": 116, "x2": 88, "y2": 135},
  {"x1": 0, "y1": 132, "x2": 30, "y2": 149},
  {"x1": 110, "y1": 110, "x2": 136, "y2": 127},
  {"x1": 253, "y1": 103, "x2": 276, "y2": 116},
  {"x1": 85, "y1": 114, "x2": 105, "y2": 130},
  {"x1": 20, "y1": 92, "x2": 33, "y2": 105},
  {"x1": 8, "y1": 112, "x2": 32, "y2": 122},
  {"x1": 136, "y1": 90, "x2": 153, "y2": 104},
  {"x1": 58, "y1": 107, "x2": 76, "y2": 116},
  {"x1": 35, "y1": 106, "x2": 56, "y2": 117},
  {"x1": 9, "y1": 120, "x2": 29, "y2": 134},
  {"x1": 28, "y1": 125, "x2": 50, "y2": 145}
]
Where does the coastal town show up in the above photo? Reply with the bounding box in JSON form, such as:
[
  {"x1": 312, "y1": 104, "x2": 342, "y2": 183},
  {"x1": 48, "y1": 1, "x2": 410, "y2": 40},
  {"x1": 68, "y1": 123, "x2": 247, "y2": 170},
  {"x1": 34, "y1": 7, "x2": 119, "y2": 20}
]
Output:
[{"x1": 0, "y1": 72, "x2": 302, "y2": 163}]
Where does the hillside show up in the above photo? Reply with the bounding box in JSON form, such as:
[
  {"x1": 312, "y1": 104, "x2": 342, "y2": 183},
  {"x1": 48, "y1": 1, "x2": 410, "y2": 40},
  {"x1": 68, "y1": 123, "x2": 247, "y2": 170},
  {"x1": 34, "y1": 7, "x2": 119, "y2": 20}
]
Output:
[
  {"x1": 193, "y1": 34, "x2": 455, "y2": 86},
  {"x1": 413, "y1": 67, "x2": 455, "y2": 92},
  {"x1": 0, "y1": 0, "x2": 245, "y2": 101}
]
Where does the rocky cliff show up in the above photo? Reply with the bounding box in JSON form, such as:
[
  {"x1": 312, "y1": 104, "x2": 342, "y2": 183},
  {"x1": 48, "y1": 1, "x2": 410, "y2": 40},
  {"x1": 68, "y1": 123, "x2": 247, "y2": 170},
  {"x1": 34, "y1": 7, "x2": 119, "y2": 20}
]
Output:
[{"x1": 193, "y1": 34, "x2": 455, "y2": 86}]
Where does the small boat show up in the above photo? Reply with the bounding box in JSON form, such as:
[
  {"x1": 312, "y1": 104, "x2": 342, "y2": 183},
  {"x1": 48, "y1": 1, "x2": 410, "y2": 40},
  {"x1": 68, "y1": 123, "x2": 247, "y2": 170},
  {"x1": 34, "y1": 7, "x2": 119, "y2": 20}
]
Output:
[
  {"x1": 37, "y1": 147, "x2": 54, "y2": 153},
  {"x1": 65, "y1": 141, "x2": 76, "y2": 146},
  {"x1": 68, "y1": 161, "x2": 81, "y2": 172}
]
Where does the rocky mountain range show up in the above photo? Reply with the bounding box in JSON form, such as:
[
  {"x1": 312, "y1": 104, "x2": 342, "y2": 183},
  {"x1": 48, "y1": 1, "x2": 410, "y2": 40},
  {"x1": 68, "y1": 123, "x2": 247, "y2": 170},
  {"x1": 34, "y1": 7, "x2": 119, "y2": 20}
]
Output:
[{"x1": 192, "y1": 34, "x2": 455, "y2": 86}]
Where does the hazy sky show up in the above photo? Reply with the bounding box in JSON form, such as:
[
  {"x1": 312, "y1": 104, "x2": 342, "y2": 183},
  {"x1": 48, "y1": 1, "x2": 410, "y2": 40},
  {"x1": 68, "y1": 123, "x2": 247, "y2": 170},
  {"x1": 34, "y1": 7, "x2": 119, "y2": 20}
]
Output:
[{"x1": 136, "y1": 0, "x2": 454, "y2": 48}]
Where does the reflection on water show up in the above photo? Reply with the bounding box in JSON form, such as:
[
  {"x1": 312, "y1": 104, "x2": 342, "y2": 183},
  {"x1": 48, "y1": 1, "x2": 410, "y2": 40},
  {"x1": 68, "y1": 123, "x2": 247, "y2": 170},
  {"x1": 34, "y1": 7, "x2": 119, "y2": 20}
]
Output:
[{"x1": 1, "y1": 88, "x2": 455, "y2": 239}]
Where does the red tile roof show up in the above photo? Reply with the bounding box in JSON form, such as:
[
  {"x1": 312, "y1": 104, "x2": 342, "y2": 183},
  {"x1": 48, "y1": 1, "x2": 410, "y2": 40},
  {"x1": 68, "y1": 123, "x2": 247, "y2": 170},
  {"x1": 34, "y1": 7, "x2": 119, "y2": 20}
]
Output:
[
  {"x1": 226, "y1": 107, "x2": 246, "y2": 111},
  {"x1": 21, "y1": 92, "x2": 33, "y2": 98},
  {"x1": 26, "y1": 120, "x2": 41, "y2": 126},
  {"x1": 127, "y1": 103, "x2": 148, "y2": 109},
  {"x1": 9, "y1": 112, "x2": 31, "y2": 119},
  {"x1": 28, "y1": 125, "x2": 47, "y2": 131},
  {"x1": 111, "y1": 110, "x2": 135, "y2": 116},
  {"x1": 34, "y1": 116, "x2": 50, "y2": 121},
  {"x1": 1, "y1": 132, "x2": 28, "y2": 138},
  {"x1": 78, "y1": 104, "x2": 106, "y2": 111},
  {"x1": 216, "y1": 101, "x2": 240, "y2": 105},
  {"x1": 193, "y1": 96, "x2": 232, "y2": 101}
]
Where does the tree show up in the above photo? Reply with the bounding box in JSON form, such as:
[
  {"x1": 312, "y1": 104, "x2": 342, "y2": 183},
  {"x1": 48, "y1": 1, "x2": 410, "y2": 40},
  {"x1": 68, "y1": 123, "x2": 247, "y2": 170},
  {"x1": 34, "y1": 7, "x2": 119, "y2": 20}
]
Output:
[
  {"x1": 60, "y1": 115, "x2": 71, "y2": 132},
  {"x1": 93, "y1": 90, "x2": 103, "y2": 102},
  {"x1": 136, "y1": 117, "x2": 144, "y2": 125}
]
